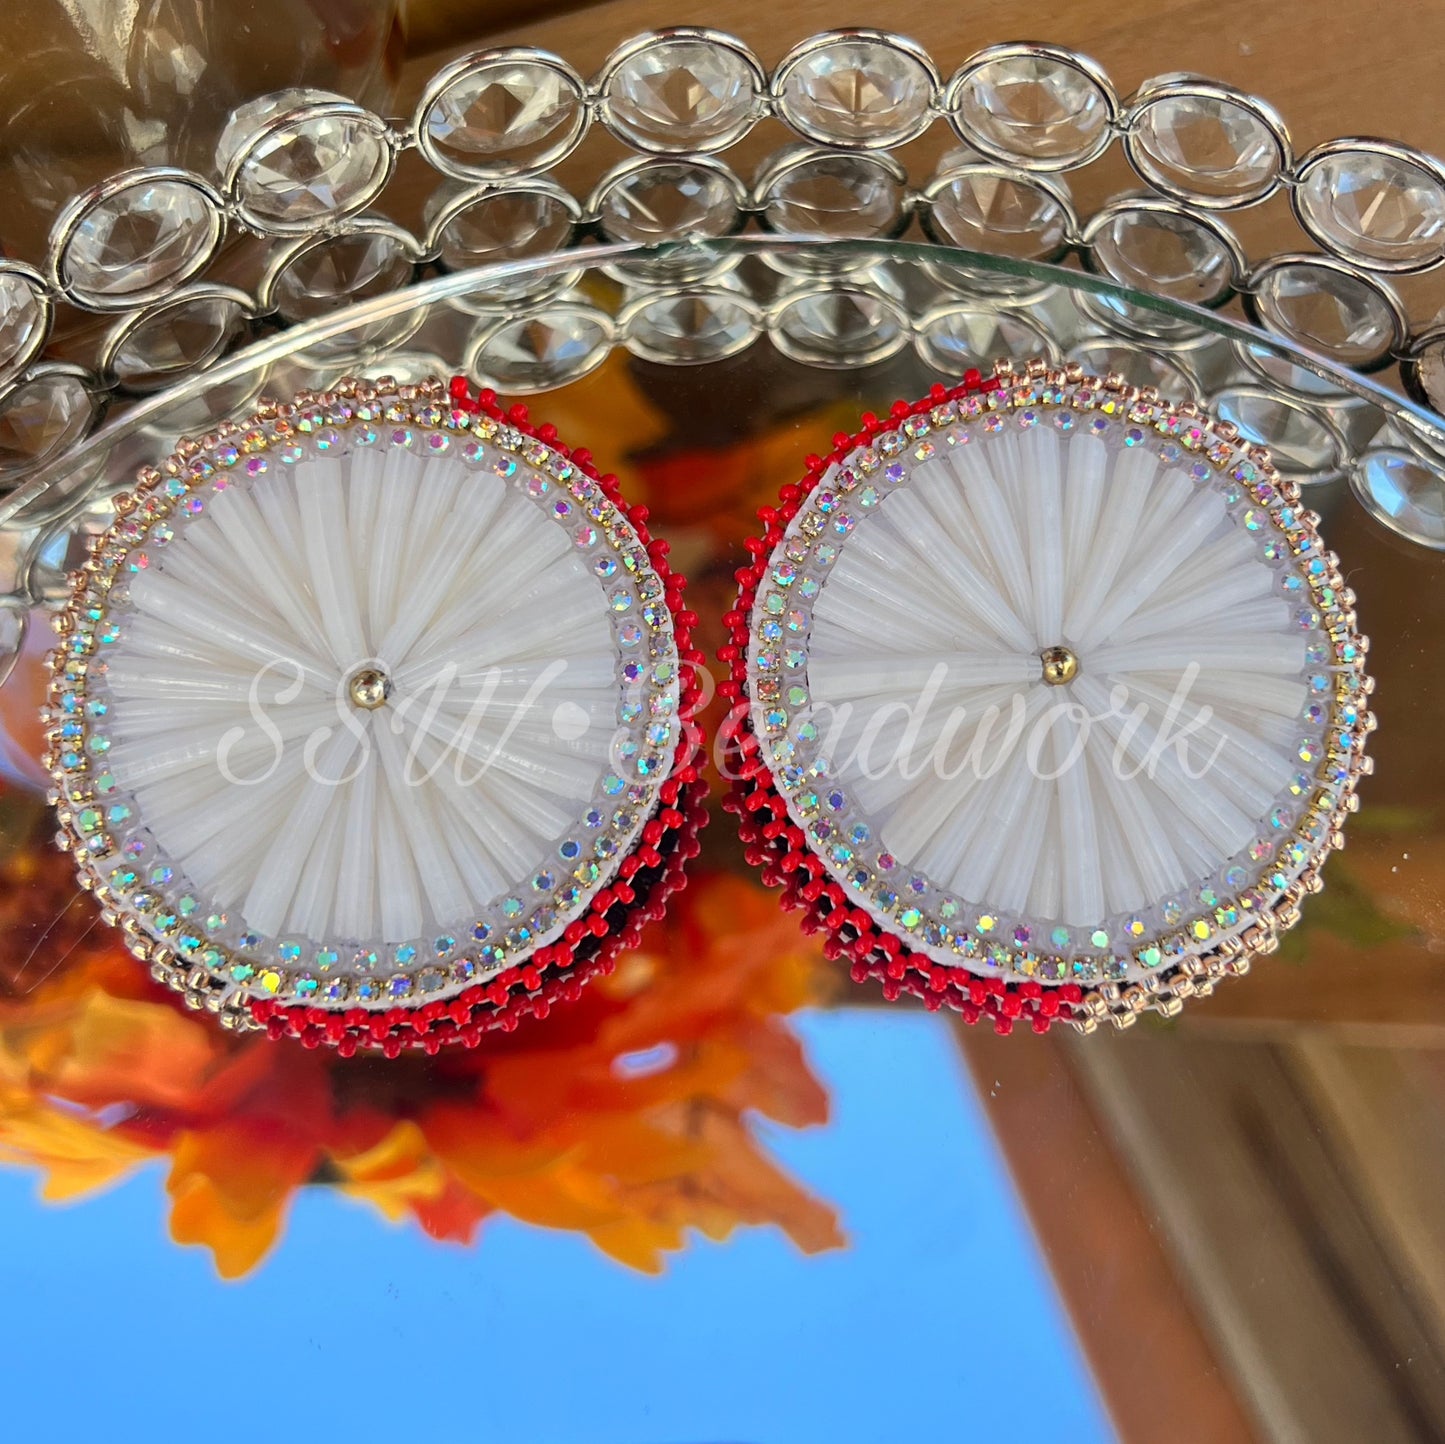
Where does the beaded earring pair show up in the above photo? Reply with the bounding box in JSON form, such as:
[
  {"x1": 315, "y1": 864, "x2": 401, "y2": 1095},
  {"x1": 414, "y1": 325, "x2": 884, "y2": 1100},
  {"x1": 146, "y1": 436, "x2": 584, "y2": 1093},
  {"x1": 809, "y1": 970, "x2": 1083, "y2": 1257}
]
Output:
[{"x1": 44, "y1": 366, "x2": 1371, "y2": 1050}]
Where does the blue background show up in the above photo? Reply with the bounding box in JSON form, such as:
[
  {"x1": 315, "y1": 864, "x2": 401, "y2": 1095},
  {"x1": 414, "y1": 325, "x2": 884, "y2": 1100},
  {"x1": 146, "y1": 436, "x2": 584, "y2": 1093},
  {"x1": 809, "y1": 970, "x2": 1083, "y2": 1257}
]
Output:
[{"x1": 0, "y1": 1009, "x2": 1111, "y2": 1443}]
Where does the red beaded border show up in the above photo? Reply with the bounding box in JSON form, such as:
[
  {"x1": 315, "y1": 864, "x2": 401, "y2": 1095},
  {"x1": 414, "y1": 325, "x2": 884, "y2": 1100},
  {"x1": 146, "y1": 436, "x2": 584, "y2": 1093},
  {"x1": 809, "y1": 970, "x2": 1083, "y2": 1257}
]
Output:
[
  {"x1": 251, "y1": 377, "x2": 709, "y2": 1054},
  {"x1": 720, "y1": 369, "x2": 1082, "y2": 1036}
]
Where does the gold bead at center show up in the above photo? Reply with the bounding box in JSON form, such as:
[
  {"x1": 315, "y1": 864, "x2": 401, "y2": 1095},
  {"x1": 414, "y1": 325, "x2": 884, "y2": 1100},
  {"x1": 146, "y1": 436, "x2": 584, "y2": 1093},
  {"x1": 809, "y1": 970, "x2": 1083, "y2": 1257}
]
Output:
[
  {"x1": 347, "y1": 666, "x2": 392, "y2": 710},
  {"x1": 1040, "y1": 645, "x2": 1079, "y2": 687}
]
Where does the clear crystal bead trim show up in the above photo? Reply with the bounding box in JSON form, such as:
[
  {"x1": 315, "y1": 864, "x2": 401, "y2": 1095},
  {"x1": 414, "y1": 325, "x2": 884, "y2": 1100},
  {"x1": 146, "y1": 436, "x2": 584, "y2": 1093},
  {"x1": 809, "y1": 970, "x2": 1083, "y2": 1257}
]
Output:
[
  {"x1": 0, "y1": 263, "x2": 52, "y2": 384},
  {"x1": 99, "y1": 285, "x2": 250, "y2": 391},
  {"x1": 415, "y1": 50, "x2": 590, "y2": 181},
  {"x1": 922, "y1": 164, "x2": 1074, "y2": 259},
  {"x1": 948, "y1": 44, "x2": 1117, "y2": 169},
  {"x1": 772, "y1": 31, "x2": 939, "y2": 149},
  {"x1": 51, "y1": 168, "x2": 223, "y2": 310},
  {"x1": 1248, "y1": 256, "x2": 1406, "y2": 370},
  {"x1": 770, "y1": 278, "x2": 911, "y2": 368},
  {"x1": 259, "y1": 222, "x2": 420, "y2": 323},
  {"x1": 6, "y1": 26, "x2": 1445, "y2": 546},
  {"x1": 469, "y1": 306, "x2": 616, "y2": 392},
  {"x1": 1124, "y1": 78, "x2": 1289, "y2": 208},
  {"x1": 620, "y1": 285, "x2": 761, "y2": 364},
  {"x1": 425, "y1": 181, "x2": 580, "y2": 272},
  {"x1": 593, "y1": 157, "x2": 745, "y2": 244},
  {"x1": 756, "y1": 148, "x2": 907, "y2": 240},
  {"x1": 0, "y1": 367, "x2": 93, "y2": 476},
  {"x1": 1085, "y1": 200, "x2": 1244, "y2": 307},
  {"x1": 597, "y1": 30, "x2": 765, "y2": 154},
  {"x1": 1351, "y1": 448, "x2": 1445, "y2": 549},
  {"x1": 218, "y1": 90, "x2": 394, "y2": 234},
  {"x1": 1293, "y1": 139, "x2": 1445, "y2": 273}
]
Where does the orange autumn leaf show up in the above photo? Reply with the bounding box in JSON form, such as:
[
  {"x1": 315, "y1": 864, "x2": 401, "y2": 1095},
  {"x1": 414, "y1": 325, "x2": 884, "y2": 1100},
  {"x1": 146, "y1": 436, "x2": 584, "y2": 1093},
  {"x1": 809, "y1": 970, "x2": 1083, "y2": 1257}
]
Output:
[
  {"x1": 169, "y1": 1179, "x2": 293, "y2": 1281},
  {"x1": 567, "y1": 1113, "x2": 715, "y2": 1188},
  {"x1": 451, "y1": 1162, "x2": 632, "y2": 1233},
  {"x1": 419, "y1": 1100, "x2": 583, "y2": 1181},
  {"x1": 332, "y1": 1120, "x2": 449, "y2": 1223},
  {"x1": 0, "y1": 784, "x2": 842, "y2": 1278},
  {"x1": 717, "y1": 1016, "x2": 830, "y2": 1130},
  {"x1": 584, "y1": 1212, "x2": 687, "y2": 1274},
  {"x1": 410, "y1": 1176, "x2": 491, "y2": 1247},
  {"x1": 634, "y1": 1104, "x2": 845, "y2": 1256},
  {"x1": 40, "y1": 991, "x2": 220, "y2": 1112},
  {"x1": 0, "y1": 1083, "x2": 153, "y2": 1202},
  {"x1": 167, "y1": 1120, "x2": 319, "y2": 1278}
]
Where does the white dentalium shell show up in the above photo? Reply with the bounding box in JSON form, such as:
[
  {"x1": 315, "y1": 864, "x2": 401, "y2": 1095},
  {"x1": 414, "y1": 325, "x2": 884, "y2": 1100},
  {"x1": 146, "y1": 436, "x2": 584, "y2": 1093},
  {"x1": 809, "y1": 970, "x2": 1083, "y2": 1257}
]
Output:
[
  {"x1": 746, "y1": 400, "x2": 1356, "y2": 986},
  {"x1": 78, "y1": 423, "x2": 679, "y2": 1004}
]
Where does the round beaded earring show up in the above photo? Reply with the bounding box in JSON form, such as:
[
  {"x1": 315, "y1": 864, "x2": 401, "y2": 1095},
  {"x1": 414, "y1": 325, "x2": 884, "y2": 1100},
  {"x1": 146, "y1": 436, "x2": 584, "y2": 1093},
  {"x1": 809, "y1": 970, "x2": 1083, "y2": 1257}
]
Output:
[
  {"x1": 43, "y1": 375, "x2": 706, "y2": 1054},
  {"x1": 723, "y1": 361, "x2": 1373, "y2": 1034}
]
